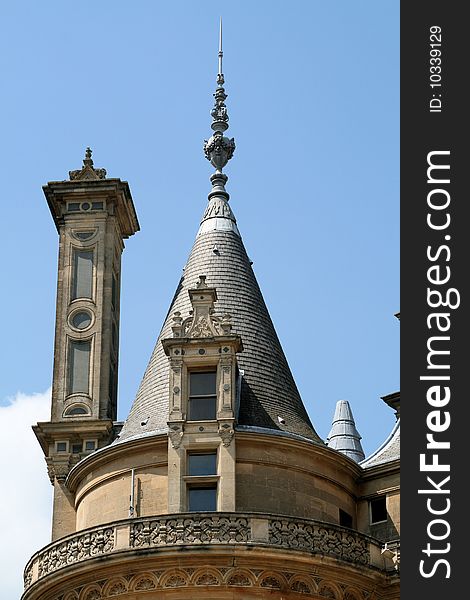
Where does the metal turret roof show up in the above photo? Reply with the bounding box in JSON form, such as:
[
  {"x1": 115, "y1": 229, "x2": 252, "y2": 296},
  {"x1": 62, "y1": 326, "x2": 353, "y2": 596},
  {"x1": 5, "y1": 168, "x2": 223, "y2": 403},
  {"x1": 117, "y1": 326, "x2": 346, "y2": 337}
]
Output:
[{"x1": 326, "y1": 400, "x2": 365, "y2": 462}]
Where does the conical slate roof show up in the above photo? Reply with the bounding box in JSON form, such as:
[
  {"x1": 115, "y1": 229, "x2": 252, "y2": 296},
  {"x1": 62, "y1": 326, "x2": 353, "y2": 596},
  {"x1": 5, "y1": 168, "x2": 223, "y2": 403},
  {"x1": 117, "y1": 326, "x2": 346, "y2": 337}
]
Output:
[
  {"x1": 117, "y1": 194, "x2": 322, "y2": 444},
  {"x1": 326, "y1": 400, "x2": 365, "y2": 462}
]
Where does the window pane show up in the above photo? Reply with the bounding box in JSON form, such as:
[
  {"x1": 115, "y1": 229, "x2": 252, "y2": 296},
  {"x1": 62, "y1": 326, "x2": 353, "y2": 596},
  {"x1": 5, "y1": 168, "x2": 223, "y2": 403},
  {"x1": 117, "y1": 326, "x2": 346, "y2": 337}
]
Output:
[
  {"x1": 72, "y1": 250, "x2": 93, "y2": 299},
  {"x1": 71, "y1": 311, "x2": 92, "y2": 330},
  {"x1": 111, "y1": 273, "x2": 117, "y2": 308},
  {"x1": 68, "y1": 340, "x2": 91, "y2": 394},
  {"x1": 75, "y1": 231, "x2": 94, "y2": 240},
  {"x1": 370, "y1": 497, "x2": 387, "y2": 523},
  {"x1": 190, "y1": 372, "x2": 216, "y2": 396},
  {"x1": 188, "y1": 397, "x2": 216, "y2": 420},
  {"x1": 188, "y1": 487, "x2": 217, "y2": 512},
  {"x1": 339, "y1": 509, "x2": 353, "y2": 528},
  {"x1": 188, "y1": 453, "x2": 217, "y2": 476},
  {"x1": 66, "y1": 406, "x2": 88, "y2": 415}
]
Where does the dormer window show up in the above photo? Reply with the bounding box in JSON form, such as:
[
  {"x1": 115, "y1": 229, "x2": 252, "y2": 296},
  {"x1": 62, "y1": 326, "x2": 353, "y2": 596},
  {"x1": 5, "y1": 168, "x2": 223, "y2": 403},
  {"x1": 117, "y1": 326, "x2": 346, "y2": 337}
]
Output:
[{"x1": 188, "y1": 371, "x2": 217, "y2": 420}]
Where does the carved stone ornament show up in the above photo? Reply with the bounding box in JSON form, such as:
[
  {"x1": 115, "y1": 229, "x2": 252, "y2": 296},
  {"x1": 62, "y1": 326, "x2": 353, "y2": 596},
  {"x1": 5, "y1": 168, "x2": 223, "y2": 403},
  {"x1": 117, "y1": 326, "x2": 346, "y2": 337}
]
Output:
[
  {"x1": 46, "y1": 456, "x2": 72, "y2": 483},
  {"x1": 43, "y1": 565, "x2": 376, "y2": 600},
  {"x1": 218, "y1": 423, "x2": 234, "y2": 447},
  {"x1": 38, "y1": 526, "x2": 114, "y2": 578},
  {"x1": 168, "y1": 423, "x2": 184, "y2": 449},
  {"x1": 190, "y1": 315, "x2": 213, "y2": 337},
  {"x1": 26, "y1": 514, "x2": 379, "y2": 594},
  {"x1": 69, "y1": 147, "x2": 106, "y2": 181},
  {"x1": 173, "y1": 276, "x2": 234, "y2": 339}
]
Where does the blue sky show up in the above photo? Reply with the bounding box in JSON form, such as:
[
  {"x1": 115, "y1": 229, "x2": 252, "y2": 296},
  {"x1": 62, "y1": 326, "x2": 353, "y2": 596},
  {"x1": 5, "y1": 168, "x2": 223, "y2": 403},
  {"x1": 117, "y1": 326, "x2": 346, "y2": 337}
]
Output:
[
  {"x1": 0, "y1": 2, "x2": 398, "y2": 595},
  {"x1": 0, "y1": 0, "x2": 399, "y2": 452},
  {"x1": 1, "y1": 1, "x2": 398, "y2": 465},
  {"x1": 0, "y1": 0, "x2": 400, "y2": 452}
]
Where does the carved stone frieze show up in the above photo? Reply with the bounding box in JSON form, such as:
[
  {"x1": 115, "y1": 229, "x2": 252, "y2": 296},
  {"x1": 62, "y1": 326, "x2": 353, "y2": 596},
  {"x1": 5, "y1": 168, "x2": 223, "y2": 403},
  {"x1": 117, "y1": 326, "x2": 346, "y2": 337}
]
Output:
[
  {"x1": 42, "y1": 564, "x2": 380, "y2": 600},
  {"x1": 38, "y1": 527, "x2": 114, "y2": 577},
  {"x1": 130, "y1": 515, "x2": 250, "y2": 548},
  {"x1": 269, "y1": 519, "x2": 369, "y2": 566},
  {"x1": 46, "y1": 456, "x2": 73, "y2": 483}
]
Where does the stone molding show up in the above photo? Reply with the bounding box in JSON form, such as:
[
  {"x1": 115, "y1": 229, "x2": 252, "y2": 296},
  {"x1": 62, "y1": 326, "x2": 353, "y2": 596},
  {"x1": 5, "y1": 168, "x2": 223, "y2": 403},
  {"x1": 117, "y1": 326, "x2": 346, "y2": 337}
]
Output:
[
  {"x1": 29, "y1": 565, "x2": 385, "y2": 600},
  {"x1": 24, "y1": 513, "x2": 396, "y2": 593}
]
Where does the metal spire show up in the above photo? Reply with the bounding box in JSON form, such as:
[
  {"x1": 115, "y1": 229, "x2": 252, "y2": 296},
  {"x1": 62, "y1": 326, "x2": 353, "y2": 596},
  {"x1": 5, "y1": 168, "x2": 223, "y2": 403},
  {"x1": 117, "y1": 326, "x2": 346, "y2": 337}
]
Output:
[
  {"x1": 218, "y1": 17, "x2": 223, "y2": 83},
  {"x1": 203, "y1": 18, "x2": 235, "y2": 200}
]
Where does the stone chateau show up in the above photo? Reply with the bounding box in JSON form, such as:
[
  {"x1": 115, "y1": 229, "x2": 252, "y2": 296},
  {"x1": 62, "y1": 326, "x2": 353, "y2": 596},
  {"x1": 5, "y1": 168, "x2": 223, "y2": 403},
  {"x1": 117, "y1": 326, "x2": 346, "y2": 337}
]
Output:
[{"x1": 22, "y1": 31, "x2": 400, "y2": 600}]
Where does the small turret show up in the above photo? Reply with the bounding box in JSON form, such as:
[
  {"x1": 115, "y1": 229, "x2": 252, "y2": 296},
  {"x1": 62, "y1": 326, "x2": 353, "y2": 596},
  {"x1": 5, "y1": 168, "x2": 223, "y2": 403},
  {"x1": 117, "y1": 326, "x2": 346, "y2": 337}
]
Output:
[{"x1": 326, "y1": 399, "x2": 365, "y2": 462}]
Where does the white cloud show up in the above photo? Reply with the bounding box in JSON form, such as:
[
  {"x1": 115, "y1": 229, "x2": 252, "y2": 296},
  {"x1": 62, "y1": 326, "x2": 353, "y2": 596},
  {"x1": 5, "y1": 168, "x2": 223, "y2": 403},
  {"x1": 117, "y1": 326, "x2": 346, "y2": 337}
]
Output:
[{"x1": 0, "y1": 390, "x2": 53, "y2": 599}]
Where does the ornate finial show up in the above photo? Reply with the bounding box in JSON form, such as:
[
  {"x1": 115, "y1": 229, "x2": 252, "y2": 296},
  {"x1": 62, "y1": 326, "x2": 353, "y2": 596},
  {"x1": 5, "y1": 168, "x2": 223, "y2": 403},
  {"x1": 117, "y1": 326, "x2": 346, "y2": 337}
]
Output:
[
  {"x1": 196, "y1": 275, "x2": 208, "y2": 289},
  {"x1": 69, "y1": 147, "x2": 107, "y2": 181},
  {"x1": 217, "y1": 17, "x2": 224, "y2": 86},
  {"x1": 203, "y1": 19, "x2": 235, "y2": 178}
]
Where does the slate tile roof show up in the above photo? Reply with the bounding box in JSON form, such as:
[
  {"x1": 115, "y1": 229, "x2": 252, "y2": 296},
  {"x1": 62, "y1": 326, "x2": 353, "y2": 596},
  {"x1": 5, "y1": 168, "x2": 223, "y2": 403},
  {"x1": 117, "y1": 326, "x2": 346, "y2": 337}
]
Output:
[
  {"x1": 360, "y1": 419, "x2": 400, "y2": 468},
  {"x1": 117, "y1": 203, "x2": 323, "y2": 444}
]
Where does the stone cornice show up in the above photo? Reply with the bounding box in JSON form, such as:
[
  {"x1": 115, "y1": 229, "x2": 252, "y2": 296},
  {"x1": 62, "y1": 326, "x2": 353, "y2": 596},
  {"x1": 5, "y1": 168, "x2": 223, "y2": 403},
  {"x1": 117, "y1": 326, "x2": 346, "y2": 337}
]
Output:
[
  {"x1": 66, "y1": 433, "x2": 168, "y2": 492},
  {"x1": 43, "y1": 178, "x2": 140, "y2": 238},
  {"x1": 66, "y1": 429, "x2": 363, "y2": 494},
  {"x1": 358, "y1": 459, "x2": 400, "y2": 481}
]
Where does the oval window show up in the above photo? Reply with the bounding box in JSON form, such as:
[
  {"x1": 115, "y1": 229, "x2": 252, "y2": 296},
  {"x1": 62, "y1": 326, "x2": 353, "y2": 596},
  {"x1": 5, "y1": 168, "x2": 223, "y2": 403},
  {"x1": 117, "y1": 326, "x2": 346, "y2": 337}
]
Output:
[{"x1": 71, "y1": 311, "x2": 92, "y2": 330}]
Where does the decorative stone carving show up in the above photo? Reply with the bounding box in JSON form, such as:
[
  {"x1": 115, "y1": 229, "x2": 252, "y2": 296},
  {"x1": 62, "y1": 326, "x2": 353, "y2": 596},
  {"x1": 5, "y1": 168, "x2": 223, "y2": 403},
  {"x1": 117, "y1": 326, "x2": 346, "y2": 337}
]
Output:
[
  {"x1": 38, "y1": 527, "x2": 114, "y2": 577},
  {"x1": 269, "y1": 519, "x2": 369, "y2": 565},
  {"x1": 218, "y1": 423, "x2": 234, "y2": 447},
  {"x1": 26, "y1": 514, "x2": 376, "y2": 590},
  {"x1": 171, "y1": 311, "x2": 183, "y2": 337},
  {"x1": 227, "y1": 572, "x2": 251, "y2": 586},
  {"x1": 107, "y1": 580, "x2": 127, "y2": 596},
  {"x1": 46, "y1": 456, "x2": 73, "y2": 482},
  {"x1": 190, "y1": 315, "x2": 213, "y2": 337},
  {"x1": 24, "y1": 566, "x2": 33, "y2": 589},
  {"x1": 260, "y1": 575, "x2": 282, "y2": 589},
  {"x1": 41, "y1": 563, "x2": 381, "y2": 600},
  {"x1": 320, "y1": 584, "x2": 337, "y2": 599},
  {"x1": 164, "y1": 574, "x2": 187, "y2": 588},
  {"x1": 130, "y1": 515, "x2": 250, "y2": 548},
  {"x1": 168, "y1": 423, "x2": 184, "y2": 449},
  {"x1": 195, "y1": 572, "x2": 219, "y2": 586},
  {"x1": 83, "y1": 588, "x2": 102, "y2": 600},
  {"x1": 69, "y1": 148, "x2": 106, "y2": 181},
  {"x1": 134, "y1": 577, "x2": 156, "y2": 590},
  {"x1": 291, "y1": 579, "x2": 312, "y2": 594},
  {"x1": 170, "y1": 276, "x2": 235, "y2": 340}
]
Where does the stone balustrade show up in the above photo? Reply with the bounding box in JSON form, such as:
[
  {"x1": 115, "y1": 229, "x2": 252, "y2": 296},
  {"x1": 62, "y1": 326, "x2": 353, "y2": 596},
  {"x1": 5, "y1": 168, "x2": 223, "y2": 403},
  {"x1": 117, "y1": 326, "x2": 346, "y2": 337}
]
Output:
[{"x1": 24, "y1": 512, "x2": 392, "y2": 591}]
